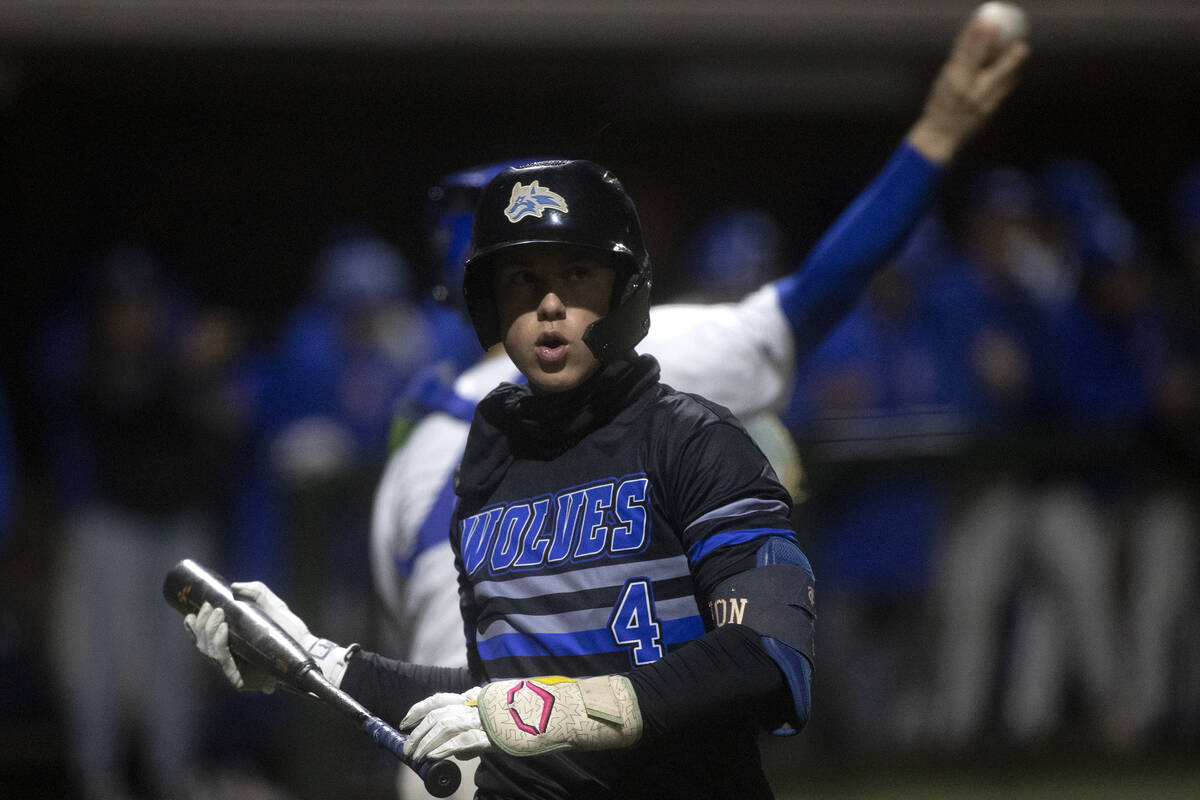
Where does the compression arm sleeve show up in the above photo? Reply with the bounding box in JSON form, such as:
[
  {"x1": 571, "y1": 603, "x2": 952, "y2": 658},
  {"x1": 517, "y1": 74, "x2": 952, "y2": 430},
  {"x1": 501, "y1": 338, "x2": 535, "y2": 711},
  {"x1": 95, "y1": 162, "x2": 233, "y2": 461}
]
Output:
[
  {"x1": 624, "y1": 624, "x2": 801, "y2": 741},
  {"x1": 340, "y1": 651, "x2": 475, "y2": 727},
  {"x1": 774, "y1": 142, "x2": 940, "y2": 358}
]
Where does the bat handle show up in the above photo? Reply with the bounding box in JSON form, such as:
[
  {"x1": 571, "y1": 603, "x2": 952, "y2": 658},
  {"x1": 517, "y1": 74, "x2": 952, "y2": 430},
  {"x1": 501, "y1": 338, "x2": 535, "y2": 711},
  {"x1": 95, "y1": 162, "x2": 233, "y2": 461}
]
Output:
[{"x1": 362, "y1": 714, "x2": 462, "y2": 798}]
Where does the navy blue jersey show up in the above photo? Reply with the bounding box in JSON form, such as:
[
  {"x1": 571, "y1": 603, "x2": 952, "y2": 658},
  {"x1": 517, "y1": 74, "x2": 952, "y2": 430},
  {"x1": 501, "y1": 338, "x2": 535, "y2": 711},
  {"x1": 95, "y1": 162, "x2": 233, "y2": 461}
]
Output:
[{"x1": 451, "y1": 355, "x2": 796, "y2": 798}]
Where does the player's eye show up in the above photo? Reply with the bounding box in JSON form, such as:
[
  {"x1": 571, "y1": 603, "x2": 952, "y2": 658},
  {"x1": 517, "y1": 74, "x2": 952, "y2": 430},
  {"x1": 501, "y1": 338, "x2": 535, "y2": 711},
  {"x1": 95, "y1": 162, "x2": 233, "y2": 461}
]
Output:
[
  {"x1": 500, "y1": 267, "x2": 537, "y2": 287},
  {"x1": 564, "y1": 263, "x2": 595, "y2": 281}
]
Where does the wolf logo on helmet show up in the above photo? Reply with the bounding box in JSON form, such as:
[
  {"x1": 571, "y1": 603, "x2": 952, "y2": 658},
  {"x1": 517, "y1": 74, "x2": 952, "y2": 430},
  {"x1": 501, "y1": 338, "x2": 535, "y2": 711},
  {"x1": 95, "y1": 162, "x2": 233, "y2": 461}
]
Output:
[{"x1": 504, "y1": 181, "x2": 569, "y2": 223}]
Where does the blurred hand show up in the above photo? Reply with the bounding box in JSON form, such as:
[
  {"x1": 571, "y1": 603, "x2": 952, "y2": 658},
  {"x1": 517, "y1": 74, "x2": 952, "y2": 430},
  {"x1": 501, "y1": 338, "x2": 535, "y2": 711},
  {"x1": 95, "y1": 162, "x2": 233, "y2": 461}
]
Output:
[{"x1": 906, "y1": 10, "x2": 1031, "y2": 163}]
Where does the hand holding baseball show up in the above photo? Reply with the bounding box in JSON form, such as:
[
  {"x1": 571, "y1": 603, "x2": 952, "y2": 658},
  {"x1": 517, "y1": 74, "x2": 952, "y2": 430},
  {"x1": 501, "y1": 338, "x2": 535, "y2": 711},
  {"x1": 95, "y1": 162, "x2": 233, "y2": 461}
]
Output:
[
  {"x1": 907, "y1": 3, "x2": 1031, "y2": 164},
  {"x1": 974, "y1": 2, "x2": 1029, "y2": 49}
]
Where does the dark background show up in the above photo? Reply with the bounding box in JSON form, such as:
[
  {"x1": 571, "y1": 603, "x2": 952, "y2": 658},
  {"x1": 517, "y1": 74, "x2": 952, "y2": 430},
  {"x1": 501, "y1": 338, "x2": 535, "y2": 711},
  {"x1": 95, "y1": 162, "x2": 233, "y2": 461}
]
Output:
[
  {"x1": 3, "y1": 2, "x2": 1200, "y2": 797},
  {"x1": 4, "y1": 3, "x2": 1200, "y2": 464}
]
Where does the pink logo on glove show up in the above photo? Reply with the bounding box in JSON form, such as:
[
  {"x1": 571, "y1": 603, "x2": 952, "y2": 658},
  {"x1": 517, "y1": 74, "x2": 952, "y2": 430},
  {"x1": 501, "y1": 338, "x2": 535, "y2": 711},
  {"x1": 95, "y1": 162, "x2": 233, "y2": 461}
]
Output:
[{"x1": 505, "y1": 680, "x2": 556, "y2": 735}]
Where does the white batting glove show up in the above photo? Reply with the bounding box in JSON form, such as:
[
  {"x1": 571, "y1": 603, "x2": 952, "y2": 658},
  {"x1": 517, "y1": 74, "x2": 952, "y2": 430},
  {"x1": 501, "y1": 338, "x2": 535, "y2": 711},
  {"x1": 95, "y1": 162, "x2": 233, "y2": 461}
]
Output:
[
  {"x1": 230, "y1": 581, "x2": 355, "y2": 687},
  {"x1": 401, "y1": 687, "x2": 493, "y2": 762},
  {"x1": 184, "y1": 602, "x2": 277, "y2": 693},
  {"x1": 230, "y1": 581, "x2": 316, "y2": 648},
  {"x1": 402, "y1": 676, "x2": 643, "y2": 761}
]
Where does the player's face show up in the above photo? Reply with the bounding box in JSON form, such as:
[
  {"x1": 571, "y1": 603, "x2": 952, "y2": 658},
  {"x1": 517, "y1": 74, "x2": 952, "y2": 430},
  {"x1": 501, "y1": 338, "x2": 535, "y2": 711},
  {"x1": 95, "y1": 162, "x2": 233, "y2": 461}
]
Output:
[{"x1": 492, "y1": 244, "x2": 616, "y2": 393}]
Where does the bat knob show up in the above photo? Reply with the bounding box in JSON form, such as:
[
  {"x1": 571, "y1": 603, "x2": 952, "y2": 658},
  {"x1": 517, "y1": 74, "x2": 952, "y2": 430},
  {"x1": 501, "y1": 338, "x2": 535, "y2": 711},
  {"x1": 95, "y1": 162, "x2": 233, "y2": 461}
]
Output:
[{"x1": 418, "y1": 758, "x2": 462, "y2": 798}]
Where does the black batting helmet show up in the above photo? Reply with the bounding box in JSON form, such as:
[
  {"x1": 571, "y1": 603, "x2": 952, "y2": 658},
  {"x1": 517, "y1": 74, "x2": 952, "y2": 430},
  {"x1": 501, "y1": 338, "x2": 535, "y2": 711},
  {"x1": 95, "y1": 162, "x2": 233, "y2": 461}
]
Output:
[{"x1": 462, "y1": 159, "x2": 652, "y2": 362}]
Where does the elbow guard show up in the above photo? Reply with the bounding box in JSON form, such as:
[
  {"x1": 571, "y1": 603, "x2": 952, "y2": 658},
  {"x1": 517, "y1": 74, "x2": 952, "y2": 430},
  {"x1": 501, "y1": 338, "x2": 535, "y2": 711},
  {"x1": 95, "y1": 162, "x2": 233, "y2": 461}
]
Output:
[{"x1": 708, "y1": 536, "x2": 815, "y2": 732}]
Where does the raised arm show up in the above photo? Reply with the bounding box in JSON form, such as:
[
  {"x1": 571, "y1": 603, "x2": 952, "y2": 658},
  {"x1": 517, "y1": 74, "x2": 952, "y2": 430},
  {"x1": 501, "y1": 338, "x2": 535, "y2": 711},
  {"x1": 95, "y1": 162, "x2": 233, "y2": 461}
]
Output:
[{"x1": 775, "y1": 7, "x2": 1031, "y2": 358}]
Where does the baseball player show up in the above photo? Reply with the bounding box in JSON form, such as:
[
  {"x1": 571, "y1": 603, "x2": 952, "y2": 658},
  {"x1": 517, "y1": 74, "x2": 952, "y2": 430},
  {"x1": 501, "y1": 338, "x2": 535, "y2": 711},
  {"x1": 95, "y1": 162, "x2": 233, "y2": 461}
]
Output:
[
  {"x1": 367, "y1": 16, "x2": 1027, "y2": 795},
  {"x1": 188, "y1": 157, "x2": 817, "y2": 799}
]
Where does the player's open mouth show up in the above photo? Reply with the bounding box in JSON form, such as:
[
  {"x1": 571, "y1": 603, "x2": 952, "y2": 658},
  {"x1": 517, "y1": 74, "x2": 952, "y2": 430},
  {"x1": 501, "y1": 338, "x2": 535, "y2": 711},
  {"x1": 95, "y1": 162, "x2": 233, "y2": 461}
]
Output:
[{"x1": 535, "y1": 331, "x2": 568, "y2": 362}]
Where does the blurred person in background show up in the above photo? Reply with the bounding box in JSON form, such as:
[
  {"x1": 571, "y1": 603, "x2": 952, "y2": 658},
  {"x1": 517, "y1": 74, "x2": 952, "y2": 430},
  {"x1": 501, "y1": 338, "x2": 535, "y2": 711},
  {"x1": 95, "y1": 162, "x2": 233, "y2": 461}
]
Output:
[
  {"x1": 931, "y1": 158, "x2": 1177, "y2": 751},
  {"x1": 926, "y1": 165, "x2": 1071, "y2": 749},
  {"x1": 676, "y1": 206, "x2": 789, "y2": 303},
  {"x1": 246, "y1": 227, "x2": 434, "y2": 798},
  {"x1": 37, "y1": 245, "x2": 242, "y2": 800},
  {"x1": 780, "y1": 213, "x2": 974, "y2": 752},
  {"x1": 1000, "y1": 159, "x2": 1173, "y2": 747},
  {"x1": 418, "y1": 169, "x2": 518, "y2": 377},
  {"x1": 269, "y1": 226, "x2": 432, "y2": 640},
  {"x1": 1093, "y1": 164, "x2": 1200, "y2": 747},
  {"x1": 676, "y1": 204, "x2": 807, "y2": 501}
]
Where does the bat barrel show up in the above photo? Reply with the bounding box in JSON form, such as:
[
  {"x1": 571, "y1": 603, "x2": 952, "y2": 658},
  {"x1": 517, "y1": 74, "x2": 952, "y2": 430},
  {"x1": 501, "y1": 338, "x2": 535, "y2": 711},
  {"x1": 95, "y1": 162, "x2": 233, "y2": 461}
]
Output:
[{"x1": 163, "y1": 559, "x2": 314, "y2": 683}]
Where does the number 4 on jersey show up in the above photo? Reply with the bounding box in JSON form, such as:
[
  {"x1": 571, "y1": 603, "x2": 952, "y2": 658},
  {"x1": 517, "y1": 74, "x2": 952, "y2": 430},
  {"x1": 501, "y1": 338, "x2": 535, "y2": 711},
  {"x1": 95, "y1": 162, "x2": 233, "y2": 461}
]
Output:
[{"x1": 609, "y1": 578, "x2": 664, "y2": 665}]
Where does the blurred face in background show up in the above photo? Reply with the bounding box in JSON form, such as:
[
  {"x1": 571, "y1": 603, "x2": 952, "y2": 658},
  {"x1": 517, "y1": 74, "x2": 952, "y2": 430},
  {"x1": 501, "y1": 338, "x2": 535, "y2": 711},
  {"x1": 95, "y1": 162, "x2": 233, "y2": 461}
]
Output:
[{"x1": 100, "y1": 296, "x2": 159, "y2": 354}]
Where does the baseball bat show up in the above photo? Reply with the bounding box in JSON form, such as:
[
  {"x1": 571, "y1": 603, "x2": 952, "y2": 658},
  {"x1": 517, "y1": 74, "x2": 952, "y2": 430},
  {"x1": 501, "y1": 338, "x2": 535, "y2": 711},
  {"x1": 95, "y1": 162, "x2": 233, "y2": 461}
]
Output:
[{"x1": 163, "y1": 559, "x2": 461, "y2": 798}]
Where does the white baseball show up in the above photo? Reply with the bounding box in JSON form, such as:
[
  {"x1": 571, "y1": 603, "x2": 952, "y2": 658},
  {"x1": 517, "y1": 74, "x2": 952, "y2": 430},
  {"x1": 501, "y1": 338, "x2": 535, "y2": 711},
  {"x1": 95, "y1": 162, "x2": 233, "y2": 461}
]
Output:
[{"x1": 973, "y1": 2, "x2": 1029, "y2": 46}]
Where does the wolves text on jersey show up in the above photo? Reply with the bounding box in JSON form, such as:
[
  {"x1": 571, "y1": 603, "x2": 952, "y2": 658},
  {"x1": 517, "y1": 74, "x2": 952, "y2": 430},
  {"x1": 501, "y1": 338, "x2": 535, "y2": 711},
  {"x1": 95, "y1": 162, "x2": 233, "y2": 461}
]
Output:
[{"x1": 461, "y1": 475, "x2": 651, "y2": 576}]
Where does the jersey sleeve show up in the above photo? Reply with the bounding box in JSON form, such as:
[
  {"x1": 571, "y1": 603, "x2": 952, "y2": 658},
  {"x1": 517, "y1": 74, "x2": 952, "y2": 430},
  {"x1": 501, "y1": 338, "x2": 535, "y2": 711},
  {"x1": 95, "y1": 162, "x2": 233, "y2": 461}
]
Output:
[{"x1": 660, "y1": 404, "x2": 798, "y2": 595}]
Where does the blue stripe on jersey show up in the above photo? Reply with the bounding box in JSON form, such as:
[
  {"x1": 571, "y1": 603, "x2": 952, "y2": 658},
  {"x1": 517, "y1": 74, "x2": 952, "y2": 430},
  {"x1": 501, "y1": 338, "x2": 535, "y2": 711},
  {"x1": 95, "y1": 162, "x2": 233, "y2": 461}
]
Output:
[
  {"x1": 475, "y1": 615, "x2": 707, "y2": 661},
  {"x1": 687, "y1": 528, "x2": 796, "y2": 566}
]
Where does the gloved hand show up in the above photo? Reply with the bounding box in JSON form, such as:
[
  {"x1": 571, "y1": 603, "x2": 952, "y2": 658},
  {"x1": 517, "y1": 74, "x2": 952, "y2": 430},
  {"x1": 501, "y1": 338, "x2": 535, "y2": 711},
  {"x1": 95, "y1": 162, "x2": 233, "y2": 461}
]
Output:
[
  {"x1": 401, "y1": 675, "x2": 642, "y2": 761},
  {"x1": 229, "y1": 581, "x2": 318, "y2": 651},
  {"x1": 401, "y1": 687, "x2": 492, "y2": 762},
  {"x1": 230, "y1": 581, "x2": 355, "y2": 687},
  {"x1": 183, "y1": 581, "x2": 355, "y2": 692},
  {"x1": 184, "y1": 601, "x2": 277, "y2": 693}
]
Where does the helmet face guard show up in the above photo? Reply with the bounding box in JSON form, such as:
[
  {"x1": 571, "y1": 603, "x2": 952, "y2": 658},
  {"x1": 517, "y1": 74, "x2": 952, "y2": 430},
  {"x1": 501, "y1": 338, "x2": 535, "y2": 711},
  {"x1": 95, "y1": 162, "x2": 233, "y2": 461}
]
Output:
[{"x1": 462, "y1": 159, "x2": 652, "y2": 361}]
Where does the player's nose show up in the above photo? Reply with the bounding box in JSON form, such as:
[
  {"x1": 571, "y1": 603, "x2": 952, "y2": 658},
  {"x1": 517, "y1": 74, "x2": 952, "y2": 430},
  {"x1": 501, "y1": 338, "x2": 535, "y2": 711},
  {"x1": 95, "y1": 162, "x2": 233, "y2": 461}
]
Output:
[{"x1": 537, "y1": 290, "x2": 567, "y2": 321}]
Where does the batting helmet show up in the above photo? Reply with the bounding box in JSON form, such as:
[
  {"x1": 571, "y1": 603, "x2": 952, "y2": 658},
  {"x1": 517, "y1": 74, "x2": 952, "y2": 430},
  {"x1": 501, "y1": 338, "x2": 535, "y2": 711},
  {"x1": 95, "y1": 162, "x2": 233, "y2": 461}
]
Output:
[
  {"x1": 426, "y1": 158, "x2": 553, "y2": 307},
  {"x1": 462, "y1": 159, "x2": 652, "y2": 362}
]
